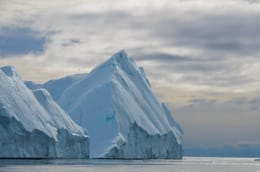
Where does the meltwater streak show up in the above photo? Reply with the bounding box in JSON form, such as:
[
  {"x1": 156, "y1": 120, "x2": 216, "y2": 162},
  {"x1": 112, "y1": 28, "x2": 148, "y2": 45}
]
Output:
[{"x1": 0, "y1": 157, "x2": 260, "y2": 172}]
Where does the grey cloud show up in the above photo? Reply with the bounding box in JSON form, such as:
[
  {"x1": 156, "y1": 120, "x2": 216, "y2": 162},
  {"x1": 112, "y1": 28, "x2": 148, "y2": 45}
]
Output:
[
  {"x1": 187, "y1": 98, "x2": 217, "y2": 107},
  {"x1": 134, "y1": 53, "x2": 197, "y2": 63},
  {"x1": 0, "y1": 2, "x2": 258, "y2": 90},
  {"x1": 179, "y1": 73, "x2": 256, "y2": 87},
  {"x1": 248, "y1": 98, "x2": 260, "y2": 111},
  {"x1": 69, "y1": 11, "x2": 145, "y2": 32},
  {"x1": 149, "y1": 14, "x2": 260, "y2": 57},
  {"x1": 0, "y1": 27, "x2": 46, "y2": 58},
  {"x1": 187, "y1": 96, "x2": 260, "y2": 112},
  {"x1": 66, "y1": 7, "x2": 260, "y2": 90},
  {"x1": 71, "y1": 11, "x2": 131, "y2": 21},
  {"x1": 62, "y1": 39, "x2": 81, "y2": 47},
  {"x1": 135, "y1": 53, "x2": 251, "y2": 88},
  {"x1": 244, "y1": 0, "x2": 260, "y2": 3},
  {"x1": 173, "y1": 96, "x2": 260, "y2": 148},
  {"x1": 164, "y1": 61, "x2": 225, "y2": 73}
]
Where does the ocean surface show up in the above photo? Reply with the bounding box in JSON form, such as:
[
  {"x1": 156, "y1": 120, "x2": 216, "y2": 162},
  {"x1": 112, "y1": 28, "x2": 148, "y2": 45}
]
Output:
[{"x1": 0, "y1": 157, "x2": 259, "y2": 172}]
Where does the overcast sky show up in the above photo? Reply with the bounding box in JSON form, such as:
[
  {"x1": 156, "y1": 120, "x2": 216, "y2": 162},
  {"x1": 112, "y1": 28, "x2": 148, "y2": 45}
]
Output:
[{"x1": 0, "y1": 0, "x2": 260, "y2": 149}]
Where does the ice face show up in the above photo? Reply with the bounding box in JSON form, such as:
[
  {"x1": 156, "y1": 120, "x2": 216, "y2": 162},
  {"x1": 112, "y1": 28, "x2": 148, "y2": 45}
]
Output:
[
  {"x1": 1, "y1": 65, "x2": 18, "y2": 77},
  {"x1": 0, "y1": 66, "x2": 89, "y2": 158},
  {"x1": 43, "y1": 50, "x2": 183, "y2": 159}
]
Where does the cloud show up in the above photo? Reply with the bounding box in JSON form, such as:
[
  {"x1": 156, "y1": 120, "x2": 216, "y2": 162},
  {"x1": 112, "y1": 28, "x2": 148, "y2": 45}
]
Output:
[
  {"x1": 134, "y1": 53, "x2": 197, "y2": 63},
  {"x1": 0, "y1": 27, "x2": 46, "y2": 58},
  {"x1": 61, "y1": 38, "x2": 81, "y2": 47},
  {"x1": 1, "y1": 1, "x2": 259, "y2": 84},
  {"x1": 1, "y1": 0, "x2": 259, "y2": 91},
  {"x1": 248, "y1": 98, "x2": 260, "y2": 111},
  {"x1": 245, "y1": 0, "x2": 260, "y2": 4},
  {"x1": 172, "y1": 96, "x2": 260, "y2": 148},
  {"x1": 150, "y1": 14, "x2": 260, "y2": 56}
]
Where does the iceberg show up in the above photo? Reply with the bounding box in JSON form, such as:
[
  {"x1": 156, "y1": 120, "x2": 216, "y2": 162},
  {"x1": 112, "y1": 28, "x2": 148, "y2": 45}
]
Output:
[
  {"x1": 0, "y1": 66, "x2": 89, "y2": 158},
  {"x1": 43, "y1": 50, "x2": 183, "y2": 159}
]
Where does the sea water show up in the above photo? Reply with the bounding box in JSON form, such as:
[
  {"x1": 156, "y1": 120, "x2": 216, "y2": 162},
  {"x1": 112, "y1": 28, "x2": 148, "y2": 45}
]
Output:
[{"x1": 0, "y1": 157, "x2": 259, "y2": 172}]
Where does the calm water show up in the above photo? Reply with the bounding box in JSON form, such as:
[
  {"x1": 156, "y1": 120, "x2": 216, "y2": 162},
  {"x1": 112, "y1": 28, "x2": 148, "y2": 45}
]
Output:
[{"x1": 0, "y1": 157, "x2": 260, "y2": 172}]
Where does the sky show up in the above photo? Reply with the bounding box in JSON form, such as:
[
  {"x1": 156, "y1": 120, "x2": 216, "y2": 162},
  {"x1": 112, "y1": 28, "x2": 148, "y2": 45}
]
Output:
[{"x1": 0, "y1": 0, "x2": 260, "y2": 150}]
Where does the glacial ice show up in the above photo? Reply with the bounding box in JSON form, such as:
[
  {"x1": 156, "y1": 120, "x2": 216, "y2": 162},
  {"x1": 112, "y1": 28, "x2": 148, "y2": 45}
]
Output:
[
  {"x1": 42, "y1": 50, "x2": 183, "y2": 159},
  {"x1": 0, "y1": 66, "x2": 89, "y2": 158}
]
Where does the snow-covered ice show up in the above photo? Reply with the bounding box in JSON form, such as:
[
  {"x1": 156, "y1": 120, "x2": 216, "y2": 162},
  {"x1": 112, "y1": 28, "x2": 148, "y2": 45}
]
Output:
[
  {"x1": 0, "y1": 66, "x2": 89, "y2": 158},
  {"x1": 42, "y1": 50, "x2": 183, "y2": 159}
]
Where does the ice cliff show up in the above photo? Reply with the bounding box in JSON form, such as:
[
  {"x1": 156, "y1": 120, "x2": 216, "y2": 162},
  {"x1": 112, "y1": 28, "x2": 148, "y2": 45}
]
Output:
[
  {"x1": 43, "y1": 50, "x2": 183, "y2": 159},
  {"x1": 0, "y1": 66, "x2": 89, "y2": 158}
]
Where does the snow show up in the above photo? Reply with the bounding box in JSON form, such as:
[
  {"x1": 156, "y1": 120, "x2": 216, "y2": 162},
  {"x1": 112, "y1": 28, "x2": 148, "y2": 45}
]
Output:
[
  {"x1": 43, "y1": 73, "x2": 87, "y2": 101},
  {"x1": 43, "y1": 50, "x2": 183, "y2": 159},
  {"x1": 25, "y1": 80, "x2": 42, "y2": 90},
  {"x1": 0, "y1": 66, "x2": 89, "y2": 158},
  {"x1": 32, "y1": 88, "x2": 87, "y2": 137},
  {"x1": 1, "y1": 65, "x2": 19, "y2": 77}
]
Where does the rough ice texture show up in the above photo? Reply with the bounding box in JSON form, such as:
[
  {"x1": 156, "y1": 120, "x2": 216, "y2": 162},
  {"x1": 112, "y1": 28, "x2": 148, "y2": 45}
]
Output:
[
  {"x1": 42, "y1": 50, "x2": 184, "y2": 159},
  {"x1": 0, "y1": 66, "x2": 89, "y2": 158},
  {"x1": 104, "y1": 123, "x2": 182, "y2": 159}
]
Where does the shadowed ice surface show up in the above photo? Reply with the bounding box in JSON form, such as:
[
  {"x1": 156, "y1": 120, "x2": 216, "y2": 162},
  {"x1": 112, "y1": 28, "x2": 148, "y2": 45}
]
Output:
[{"x1": 0, "y1": 157, "x2": 260, "y2": 172}]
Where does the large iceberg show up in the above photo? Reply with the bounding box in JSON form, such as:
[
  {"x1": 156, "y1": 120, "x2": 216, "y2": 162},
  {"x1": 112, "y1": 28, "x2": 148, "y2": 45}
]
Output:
[
  {"x1": 0, "y1": 66, "x2": 89, "y2": 158},
  {"x1": 43, "y1": 50, "x2": 183, "y2": 159}
]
